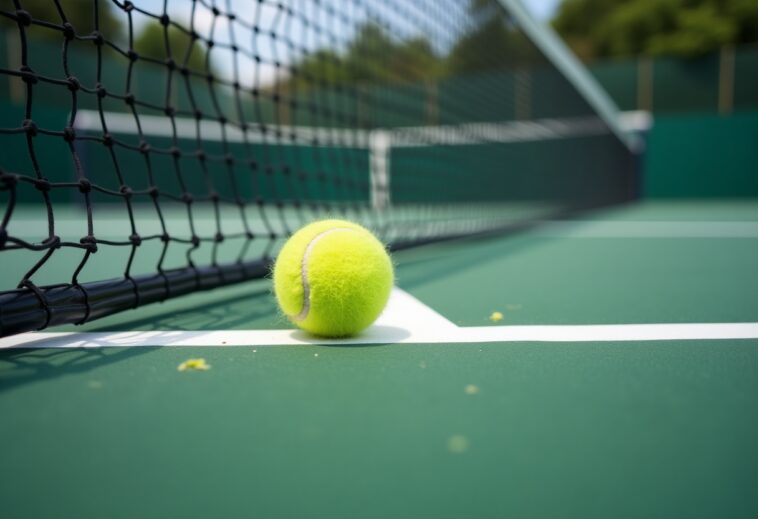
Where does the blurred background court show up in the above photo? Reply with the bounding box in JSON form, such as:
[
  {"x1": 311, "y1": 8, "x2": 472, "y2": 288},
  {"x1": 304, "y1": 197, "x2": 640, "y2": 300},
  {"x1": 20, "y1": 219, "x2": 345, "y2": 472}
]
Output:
[{"x1": 1, "y1": 1, "x2": 757, "y2": 518}]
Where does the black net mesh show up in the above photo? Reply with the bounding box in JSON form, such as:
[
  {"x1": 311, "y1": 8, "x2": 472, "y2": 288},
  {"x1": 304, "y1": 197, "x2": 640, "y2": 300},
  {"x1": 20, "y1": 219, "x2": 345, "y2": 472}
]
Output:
[{"x1": 0, "y1": 0, "x2": 636, "y2": 337}]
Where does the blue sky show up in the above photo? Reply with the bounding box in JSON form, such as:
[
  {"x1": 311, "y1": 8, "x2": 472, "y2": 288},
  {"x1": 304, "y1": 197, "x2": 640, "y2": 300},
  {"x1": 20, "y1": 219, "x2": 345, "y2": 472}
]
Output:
[{"x1": 525, "y1": 0, "x2": 561, "y2": 20}]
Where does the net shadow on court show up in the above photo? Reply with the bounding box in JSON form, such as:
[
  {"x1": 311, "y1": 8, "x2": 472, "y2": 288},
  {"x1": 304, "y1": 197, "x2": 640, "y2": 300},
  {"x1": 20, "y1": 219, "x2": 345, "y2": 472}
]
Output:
[
  {"x1": 84, "y1": 285, "x2": 278, "y2": 332},
  {"x1": 0, "y1": 346, "x2": 156, "y2": 393}
]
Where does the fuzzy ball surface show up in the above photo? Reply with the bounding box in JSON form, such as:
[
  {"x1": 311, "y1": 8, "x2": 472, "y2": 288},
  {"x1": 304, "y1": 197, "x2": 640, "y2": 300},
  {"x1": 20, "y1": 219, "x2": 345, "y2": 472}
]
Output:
[{"x1": 273, "y1": 219, "x2": 394, "y2": 337}]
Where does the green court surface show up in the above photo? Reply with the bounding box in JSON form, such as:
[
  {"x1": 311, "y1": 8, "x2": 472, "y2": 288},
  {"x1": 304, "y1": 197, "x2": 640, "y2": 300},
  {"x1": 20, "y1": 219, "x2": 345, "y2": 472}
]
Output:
[{"x1": 2, "y1": 201, "x2": 758, "y2": 519}]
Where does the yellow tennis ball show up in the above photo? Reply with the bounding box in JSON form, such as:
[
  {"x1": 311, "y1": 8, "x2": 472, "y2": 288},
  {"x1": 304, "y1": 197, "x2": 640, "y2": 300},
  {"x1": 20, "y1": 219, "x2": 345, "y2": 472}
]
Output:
[{"x1": 273, "y1": 219, "x2": 394, "y2": 337}]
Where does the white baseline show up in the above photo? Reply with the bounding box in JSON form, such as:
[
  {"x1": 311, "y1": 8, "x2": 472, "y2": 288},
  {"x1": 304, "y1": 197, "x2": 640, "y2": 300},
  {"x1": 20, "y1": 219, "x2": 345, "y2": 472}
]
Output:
[{"x1": 1, "y1": 289, "x2": 757, "y2": 348}]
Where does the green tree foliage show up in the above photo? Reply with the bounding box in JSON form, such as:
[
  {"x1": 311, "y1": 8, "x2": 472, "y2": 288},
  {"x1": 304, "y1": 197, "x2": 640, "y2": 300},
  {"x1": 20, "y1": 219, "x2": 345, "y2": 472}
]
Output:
[
  {"x1": 388, "y1": 38, "x2": 443, "y2": 81},
  {"x1": 346, "y1": 26, "x2": 443, "y2": 83},
  {"x1": 293, "y1": 49, "x2": 348, "y2": 88},
  {"x1": 133, "y1": 23, "x2": 211, "y2": 73},
  {"x1": 287, "y1": 0, "x2": 543, "y2": 93},
  {"x1": 553, "y1": 0, "x2": 758, "y2": 60},
  {"x1": 0, "y1": 0, "x2": 122, "y2": 43},
  {"x1": 284, "y1": 0, "x2": 546, "y2": 93},
  {"x1": 448, "y1": 0, "x2": 544, "y2": 75},
  {"x1": 287, "y1": 22, "x2": 443, "y2": 91},
  {"x1": 343, "y1": 23, "x2": 399, "y2": 82}
]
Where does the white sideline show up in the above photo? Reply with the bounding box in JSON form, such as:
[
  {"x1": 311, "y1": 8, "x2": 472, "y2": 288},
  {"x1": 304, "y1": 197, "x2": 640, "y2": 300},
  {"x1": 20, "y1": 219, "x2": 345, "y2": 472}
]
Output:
[{"x1": 2, "y1": 288, "x2": 758, "y2": 348}]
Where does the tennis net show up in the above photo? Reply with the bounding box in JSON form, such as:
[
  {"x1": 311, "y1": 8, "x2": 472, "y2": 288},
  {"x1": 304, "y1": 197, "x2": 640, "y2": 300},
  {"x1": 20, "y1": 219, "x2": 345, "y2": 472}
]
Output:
[{"x1": 0, "y1": 0, "x2": 638, "y2": 336}]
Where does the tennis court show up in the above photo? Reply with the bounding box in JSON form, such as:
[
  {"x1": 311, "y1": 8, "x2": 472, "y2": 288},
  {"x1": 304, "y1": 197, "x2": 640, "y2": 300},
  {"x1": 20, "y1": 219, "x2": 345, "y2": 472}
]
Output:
[
  {"x1": 3, "y1": 201, "x2": 758, "y2": 518},
  {"x1": 1, "y1": 0, "x2": 757, "y2": 518}
]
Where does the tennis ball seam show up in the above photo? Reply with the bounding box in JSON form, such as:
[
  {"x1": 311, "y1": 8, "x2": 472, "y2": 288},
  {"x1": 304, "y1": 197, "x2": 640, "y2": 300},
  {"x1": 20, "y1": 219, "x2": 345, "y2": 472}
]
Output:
[{"x1": 292, "y1": 227, "x2": 357, "y2": 322}]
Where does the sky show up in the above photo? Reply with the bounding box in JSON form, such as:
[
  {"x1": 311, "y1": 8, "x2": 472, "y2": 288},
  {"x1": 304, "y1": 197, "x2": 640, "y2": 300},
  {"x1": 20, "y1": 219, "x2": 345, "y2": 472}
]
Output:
[{"x1": 524, "y1": 0, "x2": 561, "y2": 20}]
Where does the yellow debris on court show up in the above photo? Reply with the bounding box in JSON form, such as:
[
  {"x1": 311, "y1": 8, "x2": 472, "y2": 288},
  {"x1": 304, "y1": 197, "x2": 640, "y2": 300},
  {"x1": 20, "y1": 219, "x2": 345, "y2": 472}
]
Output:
[
  {"x1": 177, "y1": 358, "x2": 211, "y2": 372},
  {"x1": 447, "y1": 435, "x2": 469, "y2": 454}
]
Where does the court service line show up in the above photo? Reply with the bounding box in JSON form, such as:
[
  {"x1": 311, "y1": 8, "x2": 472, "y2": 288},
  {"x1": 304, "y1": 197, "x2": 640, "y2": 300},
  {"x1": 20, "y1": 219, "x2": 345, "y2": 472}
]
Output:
[
  {"x1": 535, "y1": 220, "x2": 758, "y2": 238},
  {"x1": 1, "y1": 289, "x2": 757, "y2": 348}
]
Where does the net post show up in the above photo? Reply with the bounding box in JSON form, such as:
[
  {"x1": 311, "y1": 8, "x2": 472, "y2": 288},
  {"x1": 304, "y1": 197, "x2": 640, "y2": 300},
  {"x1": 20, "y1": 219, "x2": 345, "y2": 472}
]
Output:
[{"x1": 369, "y1": 130, "x2": 390, "y2": 210}]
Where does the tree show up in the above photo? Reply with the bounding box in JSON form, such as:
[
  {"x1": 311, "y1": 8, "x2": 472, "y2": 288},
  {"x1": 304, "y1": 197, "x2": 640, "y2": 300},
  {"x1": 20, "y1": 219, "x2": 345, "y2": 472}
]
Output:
[
  {"x1": 341, "y1": 23, "x2": 443, "y2": 84},
  {"x1": 343, "y1": 23, "x2": 399, "y2": 83},
  {"x1": 291, "y1": 49, "x2": 348, "y2": 89},
  {"x1": 448, "y1": 0, "x2": 544, "y2": 75},
  {"x1": 283, "y1": 23, "x2": 443, "y2": 91},
  {"x1": 390, "y1": 38, "x2": 444, "y2": 82},
  {"x1": 553, "y1": 0, "x2": 758, "y2": 60},
  {"x1": 133, "y1": 22, "x2": 212, "y2": 73}
]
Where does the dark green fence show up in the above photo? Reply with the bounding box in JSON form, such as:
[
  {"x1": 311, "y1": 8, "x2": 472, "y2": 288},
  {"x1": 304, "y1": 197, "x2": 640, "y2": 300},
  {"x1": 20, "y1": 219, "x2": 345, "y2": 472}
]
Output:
[
  {"x1": 644, "y1": 111, "x2": 758, "y2": 198},
  {"x1": 587, "y1": 45, "x2": 758, "y2": 115}
]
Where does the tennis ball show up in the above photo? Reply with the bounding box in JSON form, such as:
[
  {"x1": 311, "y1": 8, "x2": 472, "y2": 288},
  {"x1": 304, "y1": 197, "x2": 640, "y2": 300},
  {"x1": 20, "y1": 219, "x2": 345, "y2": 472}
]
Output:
[{"x1": 273, "y1": 219, "x2": 393, "y2": 338}]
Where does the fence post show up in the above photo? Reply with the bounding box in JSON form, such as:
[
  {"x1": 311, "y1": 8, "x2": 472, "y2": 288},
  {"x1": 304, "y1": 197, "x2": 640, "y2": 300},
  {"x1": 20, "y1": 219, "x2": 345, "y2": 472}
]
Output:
[
  {"x1": 515, "y1": 69, "x2": 531, "y2": 120},
  {"x1": 425, "y1": 80, "x2": 438, "y2": 126},
  {"x1": 718, "y1": 45, "x2": 735, "y2": 115},
  {"x1": 637, "y1": 56, "x2": 653, "y2": 112},
  {"x1": 5, "y1": 30, "x2": 23, "y2": 104}
]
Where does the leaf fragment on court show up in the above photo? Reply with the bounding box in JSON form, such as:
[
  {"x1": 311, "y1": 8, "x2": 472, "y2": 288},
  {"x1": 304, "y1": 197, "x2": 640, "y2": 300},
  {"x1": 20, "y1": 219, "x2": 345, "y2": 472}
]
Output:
[
  {"x1": 489, "y1": 311, "x2": 503, "y2": 322},
  {"x1": 447, "y1": 435, "x2": 469, "y2": 453},
  {"x1": 177, "y1": 358, "x2": 211, "y2": 372}
]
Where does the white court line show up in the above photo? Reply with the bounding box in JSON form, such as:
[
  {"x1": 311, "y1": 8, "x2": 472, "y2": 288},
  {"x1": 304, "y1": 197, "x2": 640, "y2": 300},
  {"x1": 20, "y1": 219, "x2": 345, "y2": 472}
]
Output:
[
  {"x1": 534, "y1": 220, "x2": 758, "y2": 238},
  {"x1": 1, "y1": 288, "x2": 757, "y2": 349}
]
